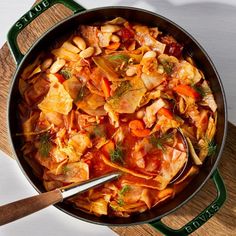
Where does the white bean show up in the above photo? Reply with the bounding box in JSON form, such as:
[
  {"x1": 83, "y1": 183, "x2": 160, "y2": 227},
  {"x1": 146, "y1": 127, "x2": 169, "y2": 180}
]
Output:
[
  {"x1": 41, "y1": 58, "x2": 53, "y2": 71},
  {"x1": 73, "y1": 36, "x2": 86, "y2": 50},
  {"x1": 101, "y1": 25, "x2": 121, "y2": 33},
  {"x1": 79, "y1": 47, "x2": 94, "y2": 58},
  {"x1": 126, "y1": 67, "x2": 136, "y2": 77},
  {"x1": 136, "y1": 109, "x2": 145, "y2": 119},
  {"x1": 62, "y1": 41, "x2": 80, "y2": 53},
  {"x1": 111, "y1": 34, "x2": 120, "y2": 43},
  {"x1": 143, "y1": 51, "x2": 157, "y2": 59},
  {"x1": 49, "y1": 58, "x2": 66, "y2": 74}
]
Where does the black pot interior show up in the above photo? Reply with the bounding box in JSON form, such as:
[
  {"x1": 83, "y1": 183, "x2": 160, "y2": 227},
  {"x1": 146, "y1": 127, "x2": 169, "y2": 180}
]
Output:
[{"x1": 8, "y1": 7, "x2": 227, "y2": 226}]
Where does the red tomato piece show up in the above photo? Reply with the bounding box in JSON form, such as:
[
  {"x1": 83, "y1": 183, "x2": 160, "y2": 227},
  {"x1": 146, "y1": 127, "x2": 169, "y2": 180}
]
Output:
[
  {"x1": 101, "y1": 77, "x2": 111, "y2": 99},
  {"x1": 119, "y1": 27, "x2": 134, "y2": 42},
  {"x1": 165, "y1": 42, "x2": 183, "y2": 58},
  {"x1": 54, "y1": 73, "x2": 65, "y2": 83}
]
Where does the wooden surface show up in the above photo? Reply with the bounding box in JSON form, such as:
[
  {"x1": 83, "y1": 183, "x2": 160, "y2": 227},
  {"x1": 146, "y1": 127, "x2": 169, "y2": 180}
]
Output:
[{"x1": 0, "y1": 2, "x2": 235, "y2": 235}]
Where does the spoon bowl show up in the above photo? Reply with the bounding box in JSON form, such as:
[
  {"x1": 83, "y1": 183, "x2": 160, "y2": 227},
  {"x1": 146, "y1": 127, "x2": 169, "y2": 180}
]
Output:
[{"x1": 169, "y1": 128, "x2": 189, "y2": 184}]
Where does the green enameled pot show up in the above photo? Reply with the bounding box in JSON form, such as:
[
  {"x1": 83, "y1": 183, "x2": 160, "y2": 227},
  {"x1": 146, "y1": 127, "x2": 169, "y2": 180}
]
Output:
[{"x1": 7, "y1": 1, "x2": 227, "y2": 235}]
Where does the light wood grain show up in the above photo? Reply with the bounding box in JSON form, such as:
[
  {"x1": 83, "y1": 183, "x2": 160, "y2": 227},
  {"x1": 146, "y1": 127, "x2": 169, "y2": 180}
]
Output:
[
  {"x1": 0, "y1": 189, "x2": 63, "y2": 226},
  {"x1": 0, "y1": 2, "x2": 235, "y2": 235}
]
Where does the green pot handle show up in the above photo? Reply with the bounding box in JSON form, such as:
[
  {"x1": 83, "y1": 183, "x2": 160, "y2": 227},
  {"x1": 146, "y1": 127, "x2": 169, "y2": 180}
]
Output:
[
  {"x1": 7, "y1": 0, "x2": 85, "y2": 64},
  {"x1": 150, "y1": 168, "x2": 226, "y2": 235}
]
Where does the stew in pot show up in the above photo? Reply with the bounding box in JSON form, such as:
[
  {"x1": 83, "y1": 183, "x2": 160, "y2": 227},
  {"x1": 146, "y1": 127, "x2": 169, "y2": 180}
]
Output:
[{"x1": 17, "y1": 17, "x2": 217, "y2": 217}]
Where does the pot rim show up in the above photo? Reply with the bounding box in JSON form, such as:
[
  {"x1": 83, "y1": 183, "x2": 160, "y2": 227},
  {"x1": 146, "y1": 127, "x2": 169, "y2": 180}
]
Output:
[{"x1": 7, "y1": 6, "x2": 228, "y2": 226}]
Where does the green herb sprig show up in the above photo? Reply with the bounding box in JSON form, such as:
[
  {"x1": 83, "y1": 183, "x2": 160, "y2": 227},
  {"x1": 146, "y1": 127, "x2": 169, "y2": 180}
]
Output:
[
  {"x1": 207, "y1": 140, "x2": 217, "y2": 156},
  {"x1": 117, "y1": 198, "x2": 124, "y2": 207},
  {"x1": 192, "y1": 85, "x2": 205, "y2": 97},
  {"x1": 150, "y1": 132, "x2": 174, "y2": 151},
  {"x1": 75, "y1": 85, "x2": 89, "y2": 102},
  {"x1": 39, "y1": 132, "x2": 51, "y2": 157},
  {"x1": 111, "y1": 81, "x2": 131, "y2": 100},
  {"x1": 108, "y1": 54, "x2": 130, "y2": 63},
  {"x1": 110, "y1": 143, "x2": 124, "y2": 164},
  {"x1": 116, "y1": 185, "x2": 131, "y2": 207},
  {"x1": 159, "y1": 59, "x2": 175, "y2": 75},
  {"x1": 59, "y1": 69, "x2": 71, "y2": 80},
  {"x1": 119, "y1": 185, "x2": 131, "y2": 196}
]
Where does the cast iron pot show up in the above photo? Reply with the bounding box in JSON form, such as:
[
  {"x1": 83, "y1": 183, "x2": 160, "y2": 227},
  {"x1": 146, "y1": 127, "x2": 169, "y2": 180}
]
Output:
[{"x1": 7, "y1": 0, "x2": 227, "y2": 235}]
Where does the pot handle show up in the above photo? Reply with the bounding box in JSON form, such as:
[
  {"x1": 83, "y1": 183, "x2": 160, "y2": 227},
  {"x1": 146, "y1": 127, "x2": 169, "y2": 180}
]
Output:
[
  {"x1": 7, "y1": 0, "x2": 85, "y2": 64},
  {"x1": 150, "y1": 168, "x2": 226, "y2": 235}
]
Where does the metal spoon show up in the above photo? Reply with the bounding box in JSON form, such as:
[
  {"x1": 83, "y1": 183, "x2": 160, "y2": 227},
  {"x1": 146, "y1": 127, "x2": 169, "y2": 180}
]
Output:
[
  {"x1": 0, "y1": 172, "x2": 120, "y2": 226},
  {"x1": 0, "y1": 130, "x2": 189, "y2": 226},
  {"x1": 169, "y1": 128, "x2": 189, "y2": 184}
]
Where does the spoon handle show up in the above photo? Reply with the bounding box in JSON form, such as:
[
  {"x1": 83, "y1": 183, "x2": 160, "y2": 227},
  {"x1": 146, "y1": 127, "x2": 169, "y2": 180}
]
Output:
[{"x1": 0, "y1": 189, "x2": 63, "y2": 226}]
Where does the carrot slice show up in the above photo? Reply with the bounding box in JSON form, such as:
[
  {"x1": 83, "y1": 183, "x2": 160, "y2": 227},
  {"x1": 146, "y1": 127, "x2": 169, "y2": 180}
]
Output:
[
  {"x1": 173, "y1": 84, "x2": 200, "y2": 99},
  {"x1": 101, "y1": 77, "x2": 111, "y2": 98},
  {"x1": 131, "y1": 129, "x2": 150, "y2": 137},
  {"x1": 106, "y1": 42, "x2": 121, "y2": 50},
  {"x1": 129, "y1": 120, "x2": 144, "y2": 130},
  {"x1": 129, "y1": 120, "x2": 151, "y2": 137},
  {"x1": 158, "y1": 107, "x2": 173, "y2": 119}
]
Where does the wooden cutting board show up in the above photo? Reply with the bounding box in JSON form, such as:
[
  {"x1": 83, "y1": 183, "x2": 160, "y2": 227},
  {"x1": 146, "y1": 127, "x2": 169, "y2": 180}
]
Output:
[{"x1": 0, "y1": 3, "x2": 235, "y2": 236}]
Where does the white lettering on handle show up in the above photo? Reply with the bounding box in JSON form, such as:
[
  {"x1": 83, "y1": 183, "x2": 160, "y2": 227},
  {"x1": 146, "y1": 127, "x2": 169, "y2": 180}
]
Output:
[
  {"x1": 15, "y1": 0, "x2": 50, "y2": 30},
  {"x1": 184, "y1": 203, "x2": 220, "y2": 234}
]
